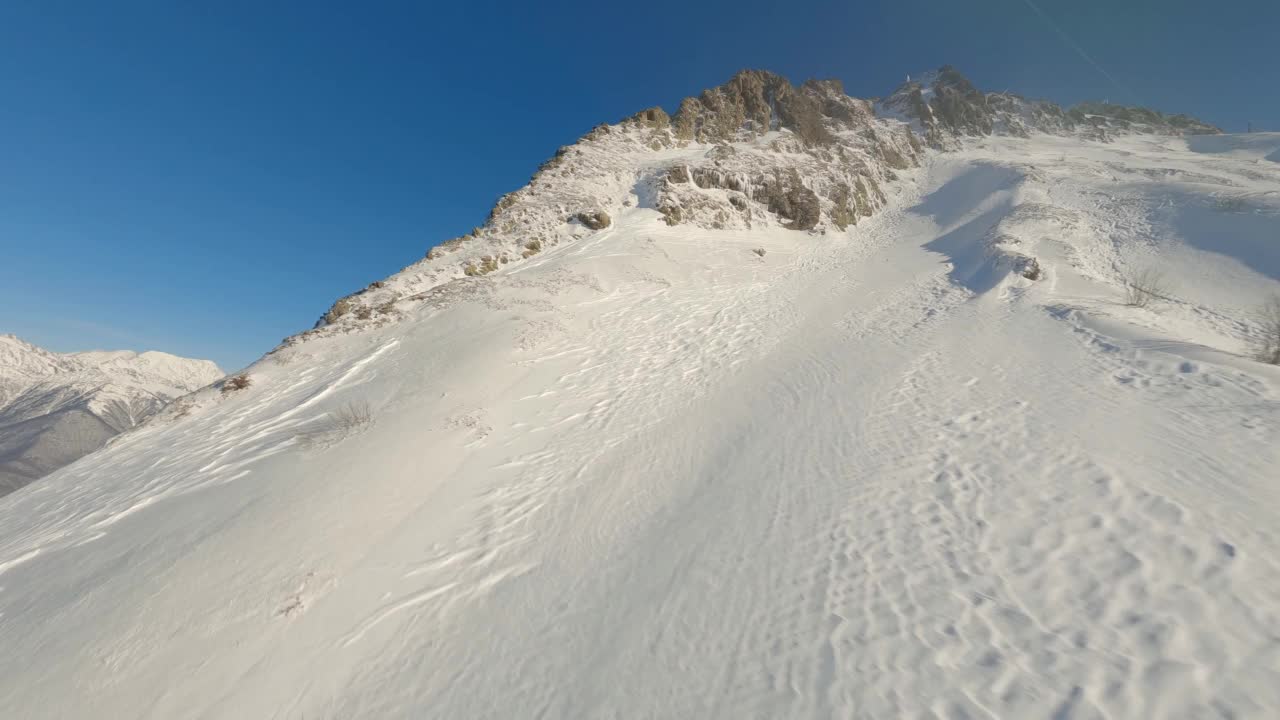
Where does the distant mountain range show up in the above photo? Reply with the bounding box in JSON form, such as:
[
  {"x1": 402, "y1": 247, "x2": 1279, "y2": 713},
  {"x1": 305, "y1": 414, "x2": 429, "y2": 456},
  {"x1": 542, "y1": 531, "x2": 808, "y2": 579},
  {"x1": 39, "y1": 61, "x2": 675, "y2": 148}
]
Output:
[{"x1": 0, "y1": 334, "x2": 222, "y2": 495}]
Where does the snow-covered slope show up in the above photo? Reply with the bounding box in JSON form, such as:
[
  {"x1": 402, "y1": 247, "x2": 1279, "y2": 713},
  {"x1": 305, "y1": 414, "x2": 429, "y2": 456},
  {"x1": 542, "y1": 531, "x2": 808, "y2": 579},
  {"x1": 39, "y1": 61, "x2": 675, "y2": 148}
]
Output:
[
  {"x1": 0, "y1": 335, "x2": 223, "y2": 494},
  {"x1": 2, "y1": 70, "x2": 1279, "y2": 718}
]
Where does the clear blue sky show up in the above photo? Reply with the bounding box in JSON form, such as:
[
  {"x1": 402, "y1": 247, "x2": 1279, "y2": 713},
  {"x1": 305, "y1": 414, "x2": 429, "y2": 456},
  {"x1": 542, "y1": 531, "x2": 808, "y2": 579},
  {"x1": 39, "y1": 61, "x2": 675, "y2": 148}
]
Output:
[{"x1": 2, "y1": 0, "x2": 1276, "y2": 370}]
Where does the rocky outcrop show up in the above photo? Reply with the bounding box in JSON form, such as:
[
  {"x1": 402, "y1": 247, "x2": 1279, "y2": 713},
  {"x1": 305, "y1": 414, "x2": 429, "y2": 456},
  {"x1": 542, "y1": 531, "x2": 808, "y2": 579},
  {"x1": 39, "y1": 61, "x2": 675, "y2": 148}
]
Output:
[
  {"x1": 625, "y1": 107, "x2": 670, "y2": 129},
  {"x1": 930, "y1": 66, "x2": 995, "y2": 137},
  {"x1": 644, "y1": 71, "x2": 924, "y2": 233},
  {"x1": 761, "y1": 171, "x2": 822, "y2": 230},
  {"x1": 669, "y1": 70, "x2": 858, "y2": 147},
  {"x1": 882, "y1": 66, "x2": 1062, "y2": 148},
  {"x1": 882, "y1": 66, "x2": 1220, "y2": 149},
  {"x1": 574, "y1": 211, "x2": 611, "y2": 230},
  {"x1": 653, "y1": 114, "x2": 913, "y2": 234},
  {"x1": 1069, "y1": 102, "x2": 1220, "y2": 136},
  {"x1": 621, "y1": 107, "x2": 673, "y2": 150}
]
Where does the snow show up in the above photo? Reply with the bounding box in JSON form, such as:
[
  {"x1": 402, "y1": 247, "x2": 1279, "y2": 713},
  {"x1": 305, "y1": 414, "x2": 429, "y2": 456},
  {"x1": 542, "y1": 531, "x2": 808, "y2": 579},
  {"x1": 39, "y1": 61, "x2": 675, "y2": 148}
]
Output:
[
  {"x1": 0, "y1": 337, "x2": 223, "y2": 493},
  {"x1": 1185, "y1": 132, "x2": 1280, "y2": 163},
  {"x1": 2, "y1": 133, "x2": 1279, "y2": 718}
]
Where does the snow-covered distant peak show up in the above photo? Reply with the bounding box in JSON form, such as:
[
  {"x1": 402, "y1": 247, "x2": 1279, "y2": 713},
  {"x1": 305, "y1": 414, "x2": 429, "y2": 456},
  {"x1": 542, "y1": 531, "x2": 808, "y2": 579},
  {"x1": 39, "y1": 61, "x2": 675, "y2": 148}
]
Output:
[
  {"x1": 1, "y1": 337, "x2": 222, "y2": 400},
  {"x1": 0, "y1": 336, "x2": 224, "y2": 496},
  {"x1": 0, "y1": 334, "x2": 79, "y2": 382},
  {"x1": 69, "y1": 349, "x2": 224, "y2": 392}
]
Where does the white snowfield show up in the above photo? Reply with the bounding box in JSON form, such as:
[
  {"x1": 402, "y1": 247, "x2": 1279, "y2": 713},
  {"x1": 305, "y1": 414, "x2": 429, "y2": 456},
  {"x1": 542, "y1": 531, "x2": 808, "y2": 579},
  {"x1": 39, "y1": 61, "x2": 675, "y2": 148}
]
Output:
[{"x1": 2, "y1": 133, "x2": 1280, "y2": 719}]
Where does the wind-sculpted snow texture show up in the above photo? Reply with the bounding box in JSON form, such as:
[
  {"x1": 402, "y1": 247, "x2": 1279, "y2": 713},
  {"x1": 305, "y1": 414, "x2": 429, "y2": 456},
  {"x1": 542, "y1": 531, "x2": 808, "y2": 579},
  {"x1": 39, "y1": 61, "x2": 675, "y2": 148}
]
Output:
[
  {"x1": 2, "y1": 69, "x2": 1278, "y2": 719},
  {"x1": 0, "y1": 335, "x2": 222, "y2": 494}
]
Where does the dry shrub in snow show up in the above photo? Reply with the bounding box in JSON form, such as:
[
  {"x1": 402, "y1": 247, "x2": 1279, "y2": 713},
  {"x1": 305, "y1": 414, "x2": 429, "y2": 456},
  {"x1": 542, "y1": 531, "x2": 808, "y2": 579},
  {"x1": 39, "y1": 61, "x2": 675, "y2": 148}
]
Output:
[
  {"x1": 1252, "y1": 294, "x2": 1280, "y2": 365},
  {"x1": 299, "y1": 400, "x2": 375, "y2": 447},
  {"x1": 1015, "y1": 255, "x2": 1041, "y2": 281},
  {"x1": 221, "y1": 373, "x2": 251, "y2": 393},
  {"x1": 333, "y1": 401, "x2": 373, "y2": 432},
  {"x1": 1214, "y1": 196, "x2": 1249, "y2": 213},
  {"x1": 1123, "y1": 267, "x2": 1169, "y2": 308}
]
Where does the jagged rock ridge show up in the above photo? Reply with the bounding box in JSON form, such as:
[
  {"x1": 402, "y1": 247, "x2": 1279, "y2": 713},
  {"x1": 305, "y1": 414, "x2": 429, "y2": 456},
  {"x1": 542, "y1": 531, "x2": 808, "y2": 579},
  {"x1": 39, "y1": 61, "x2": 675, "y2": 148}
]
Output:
[{"x1": 881, "y1": 65, "x2": 1220, "y2": 148}]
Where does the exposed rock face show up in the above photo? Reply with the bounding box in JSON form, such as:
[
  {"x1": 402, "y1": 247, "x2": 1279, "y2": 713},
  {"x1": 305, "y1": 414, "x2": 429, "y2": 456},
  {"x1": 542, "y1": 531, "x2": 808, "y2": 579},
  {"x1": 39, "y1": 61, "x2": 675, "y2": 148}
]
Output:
[
  {"x1": 882, "y1": 66, "x2": 1050, "y2": 148},
  {"x1": 881, "y1": 65, "x2": 1220, "y2": 149},
  {"x1": 574, "y1": 211, "x2": 611, "y2": 230},
  {"x1": 301, "y1": 65, "x2": 1220, "y2": 340},
  {"x1": 646, "y1": 71, "x2": 920, "y2": 233},
  {"x1": 757, "y1": 170, "x2": 822, "y2": 231},
  {"x1": 653, "y1": 117, "x2": 909, "y2": 234},
  {"x1": 621, "y1": 107, "x2": 673, "y2": 150},
  {"x1": 626, "y1": 107, "x2": 670, "y2": 129},
  {"x1": 669, "y1": 70, "x2": 882, "y2": 148},
  {"x1": 1069, "y1": 102, "x2": 1221, "y2": 137},
  {"x1": 930, "y1": 66, "x2": 995, "y2": 137}
]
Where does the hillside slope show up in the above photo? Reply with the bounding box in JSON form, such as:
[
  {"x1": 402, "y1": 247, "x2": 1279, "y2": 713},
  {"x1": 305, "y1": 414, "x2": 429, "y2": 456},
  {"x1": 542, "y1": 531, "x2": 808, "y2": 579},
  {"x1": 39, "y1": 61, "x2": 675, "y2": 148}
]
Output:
[
  {"x1": 293, "y1": 67, "x2": 1219, "y2": 344},
  {"x1": 0, "y1": 335, "x2": 223, "y2": 494},
  {"x1": 1, "y1": 72, "x2": 1278, "y2": 718}
]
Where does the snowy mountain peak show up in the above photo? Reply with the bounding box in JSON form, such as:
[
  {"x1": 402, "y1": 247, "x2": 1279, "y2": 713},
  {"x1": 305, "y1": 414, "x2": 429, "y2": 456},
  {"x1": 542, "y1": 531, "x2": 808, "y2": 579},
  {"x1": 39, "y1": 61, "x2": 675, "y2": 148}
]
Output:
[
  {"x1": 69, "y1": 349, "x2": 224, "y2": 391},
  {"x1": 290, "y1": 65, "x2": 1221, "y2": 349},
  {"x1": 1, "y1": 332, "x2": 67, "y2": 368},
  {"x1": 0, "y1": 336, "x2": 223, "y2": 495},
  {"x1": 0, "y1": 335, "x2": 81, "y2": 401},
  {"x1": 297, "y1": 68, "x2": 925, "y2": 343}
]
